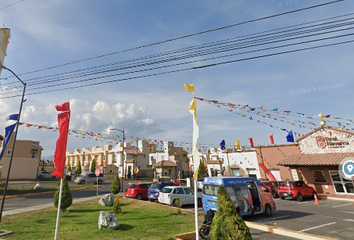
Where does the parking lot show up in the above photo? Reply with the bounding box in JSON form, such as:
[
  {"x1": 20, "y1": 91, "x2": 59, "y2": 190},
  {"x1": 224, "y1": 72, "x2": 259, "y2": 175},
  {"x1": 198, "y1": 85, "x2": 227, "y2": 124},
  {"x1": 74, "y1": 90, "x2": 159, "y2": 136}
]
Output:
[{"x1": 244, "y1": 198, "x2": 354, "y2": 240}]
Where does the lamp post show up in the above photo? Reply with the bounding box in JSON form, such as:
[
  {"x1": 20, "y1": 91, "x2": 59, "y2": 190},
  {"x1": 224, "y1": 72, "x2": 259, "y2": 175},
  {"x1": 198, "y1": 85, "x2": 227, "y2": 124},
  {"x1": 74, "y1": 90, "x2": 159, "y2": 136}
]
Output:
[
  {"x1": 0, "y1": 63, "x2": 26, "y2": 223},
  {"x1": 110, "y1": 128, "x2": 125, "y2": 192}
]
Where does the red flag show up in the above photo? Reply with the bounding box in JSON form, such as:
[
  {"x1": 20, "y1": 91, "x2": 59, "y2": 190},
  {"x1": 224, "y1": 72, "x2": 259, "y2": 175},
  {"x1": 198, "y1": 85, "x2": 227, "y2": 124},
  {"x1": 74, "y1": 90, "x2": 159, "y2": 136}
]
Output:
[
  {"x1": 258, "y1": 163, "x2": 277, "y2": 182},
  {"x1": 248, "y1": 138, "x2": 254, "y2": 148},
  {"x1": 52, "y1": 102, "x2": 70, "y2": 179},
  {"x1": 269, "y1": 133, "x2": 274, "y2": 144}
]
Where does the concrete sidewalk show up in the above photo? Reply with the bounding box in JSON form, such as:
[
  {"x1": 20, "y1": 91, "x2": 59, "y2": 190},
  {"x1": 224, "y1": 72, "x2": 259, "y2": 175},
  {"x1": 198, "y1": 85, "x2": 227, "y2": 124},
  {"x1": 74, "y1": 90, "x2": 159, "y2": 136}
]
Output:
[{"x1": 1, "y1": 194, "x2": 106, "y2": 217}]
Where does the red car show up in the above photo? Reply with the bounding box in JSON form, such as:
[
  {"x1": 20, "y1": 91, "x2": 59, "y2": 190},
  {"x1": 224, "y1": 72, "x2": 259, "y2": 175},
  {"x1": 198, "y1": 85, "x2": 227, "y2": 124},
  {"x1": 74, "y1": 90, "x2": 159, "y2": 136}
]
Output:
[
  {"x1": 278, "y1": 181, "x2": 316, "y2": 201},
  {"x1": 125, "y1": 183, "x2": 152, "y2": 200},
  {"x1": 261, "y1": 180, "x2": 279, "y2": 198}
]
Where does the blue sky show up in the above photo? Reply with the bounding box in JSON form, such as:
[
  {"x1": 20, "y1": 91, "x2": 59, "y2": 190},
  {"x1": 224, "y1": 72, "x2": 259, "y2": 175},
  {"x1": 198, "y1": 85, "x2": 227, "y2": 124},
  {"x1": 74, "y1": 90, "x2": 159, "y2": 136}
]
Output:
[{"x1": 1, "y1": 0, "x2": 354, "y2": 158}]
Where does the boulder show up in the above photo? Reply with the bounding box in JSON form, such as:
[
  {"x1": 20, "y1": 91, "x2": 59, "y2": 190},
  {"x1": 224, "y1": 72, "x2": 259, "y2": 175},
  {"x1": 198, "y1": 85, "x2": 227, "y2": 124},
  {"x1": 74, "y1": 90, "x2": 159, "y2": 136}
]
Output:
[
  {"x1": 98, "y1": 193, "x2": 114, "y2": 206},
  {"x1": 34, "y1": 183, "x2": 42, "y2": 189},
  {"x1": 98, "y1": 211, "x2": 120, "y2": 230}
]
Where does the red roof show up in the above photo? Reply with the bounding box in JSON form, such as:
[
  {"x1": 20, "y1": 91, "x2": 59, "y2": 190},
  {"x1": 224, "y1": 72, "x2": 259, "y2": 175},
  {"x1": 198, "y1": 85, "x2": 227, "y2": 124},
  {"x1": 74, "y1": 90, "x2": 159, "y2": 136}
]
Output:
[
  {"x1": 153, "y1": 160, "x2": 177, "y2": 167},
  {"x1": 279, "y1": 152, "x2": 354, "y2": 166}
]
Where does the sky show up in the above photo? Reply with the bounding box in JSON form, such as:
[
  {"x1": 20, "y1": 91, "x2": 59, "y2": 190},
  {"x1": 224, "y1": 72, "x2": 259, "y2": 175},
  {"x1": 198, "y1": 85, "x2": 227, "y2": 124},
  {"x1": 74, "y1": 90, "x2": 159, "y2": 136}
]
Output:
[{"x1": 0, "y1": 0, "x2": 354, "y2": 158}]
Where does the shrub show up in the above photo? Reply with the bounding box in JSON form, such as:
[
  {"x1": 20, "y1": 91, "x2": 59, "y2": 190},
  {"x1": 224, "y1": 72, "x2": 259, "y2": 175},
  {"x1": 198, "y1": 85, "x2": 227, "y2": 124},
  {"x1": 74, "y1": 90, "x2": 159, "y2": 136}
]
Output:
[
  {"x1": 53, "y1": 178, "x2": 73, "y2": 212},
  {"x1": 110, "y1": 175, "x2": 121, "y2": 194},
  {"x1": 173, "y1": 197, "x2": 184, "y2": 215},
  {"x1": 209, "y1": 185, "x2": 252, "y2": 240},
  {"x1": 113, "y1": 198, "x2": 122, "y2": 214},
  {"x1": 75, "y1": 160, "x2": 82, "y2": 176}
]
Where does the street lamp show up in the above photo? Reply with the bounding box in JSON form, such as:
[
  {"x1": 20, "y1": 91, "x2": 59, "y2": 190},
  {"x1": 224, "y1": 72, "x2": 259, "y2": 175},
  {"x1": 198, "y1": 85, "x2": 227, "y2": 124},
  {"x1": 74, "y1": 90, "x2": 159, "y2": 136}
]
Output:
[
  {"x1": 0, "y1": 63, "x2": 26, "y2": 223},
  {"x1": 110, "y1": 128, "x2": 125, "y2": 192}
]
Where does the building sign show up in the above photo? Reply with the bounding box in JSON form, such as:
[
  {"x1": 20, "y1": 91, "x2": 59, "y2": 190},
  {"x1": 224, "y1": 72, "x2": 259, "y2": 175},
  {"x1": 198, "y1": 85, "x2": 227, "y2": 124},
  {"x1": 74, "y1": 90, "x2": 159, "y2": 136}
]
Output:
[
  {"x1": 324, "y1": 136, "x2": 350, "y2": 148},
  {"x1": 316, "y1": 136, "x2": 326, "y2": 149}
]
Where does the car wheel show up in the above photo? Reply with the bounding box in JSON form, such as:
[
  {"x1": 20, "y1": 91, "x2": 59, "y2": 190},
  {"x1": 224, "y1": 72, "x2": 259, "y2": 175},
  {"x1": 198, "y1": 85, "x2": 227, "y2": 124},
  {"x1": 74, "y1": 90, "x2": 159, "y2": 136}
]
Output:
[
  {"x1": 136, "y1": 194, "x2": 142, "y2": 200},
  {"x1": 148, "y1": 198, "x2": 154, "y2": 202},
  {"x1": 297, "y1": 193, "x2": 303, "y2": 202},
  {"x1": 38, "y1": 175, "x2": 42, "y2": 179},
  {"x1": 264, "y1": 204, "x2": 272, "y2": 217},
  {"x1": 80, "y1": 180, "x2": 85, "y2": 184},
  {"x1": 98, "y1": 180, "x2": 102, "y2": 184},
  {"x1": 172, "y1": 199, "x2": 178, "y2": 207},
  {"x1": 197, "y1": 198, "x2": 202, "y2": 207}
]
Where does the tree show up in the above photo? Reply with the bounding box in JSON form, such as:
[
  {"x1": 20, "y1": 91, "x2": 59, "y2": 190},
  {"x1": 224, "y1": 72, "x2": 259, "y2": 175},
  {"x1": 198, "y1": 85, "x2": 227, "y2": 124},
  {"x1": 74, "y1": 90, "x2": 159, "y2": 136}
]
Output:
[
  {"x1": 75, "y1": 160, "x2": 82, "y2": 176},
  {"x1": 197, "y1": 160, "x2": 208, "y2": 179},
  {"x1": 113, "y1": 198, "x2": 122, "y2": 214},
  {"x1": 209, "y1": 185, "x2": 252, "y2": 240},
  {"x1": 67, "y1": 164, "x2": 72, "y2": 173},
  {"x1": 90, "y1": 159, "x2": 96, "y2": 173},
  {"x1": 110, "y1": 175, "x2": 121, "y2": 194},
  {"x1": 53, "y1": 178, "x2": 73, "y2": 212}
]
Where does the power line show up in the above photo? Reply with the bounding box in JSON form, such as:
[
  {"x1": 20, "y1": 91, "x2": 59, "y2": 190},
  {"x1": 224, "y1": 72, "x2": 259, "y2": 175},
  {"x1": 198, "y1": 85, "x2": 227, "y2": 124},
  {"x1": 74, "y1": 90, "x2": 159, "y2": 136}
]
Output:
[
  {"x1": 2, "y1": 14, "x2": 354, "y2": 92},
  {"x1": 0, "y1": 0, "x2": 24, "y2": 11},
  {"x1": 2, "y1": 37, "x2": 353, "y2": 99},
  {"x1": 1, "y1": 0, "x2": 345, "y2": 79}
]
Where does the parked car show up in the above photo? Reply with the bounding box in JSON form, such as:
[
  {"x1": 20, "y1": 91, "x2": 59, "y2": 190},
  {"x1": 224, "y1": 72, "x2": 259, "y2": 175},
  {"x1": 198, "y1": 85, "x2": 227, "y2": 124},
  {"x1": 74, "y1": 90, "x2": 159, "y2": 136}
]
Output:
[
  {"x1": 261, "y1": 180, "x2": 279, "y2": 198},
  {"x1": 158, "y1": 186, "x2": 202, "y2": 207},
  {"x1": 125, "y1": 183, "x2": 152, "y2": 200},
  {"x1": 278, "y1": 181, "x2": 316, "y2": 201},
  {"x1": 147, "y1": 181, "x2": 177, "y2": 202},
  {"x1": 74, "y1": 172, "x2": 105, "y2": 184},
  {"x1": 197, "y1": 177, "x2": 205, "y2": 191},
  {"x1": 37, "y1": 171, "x2": 55, "y2": 179}
]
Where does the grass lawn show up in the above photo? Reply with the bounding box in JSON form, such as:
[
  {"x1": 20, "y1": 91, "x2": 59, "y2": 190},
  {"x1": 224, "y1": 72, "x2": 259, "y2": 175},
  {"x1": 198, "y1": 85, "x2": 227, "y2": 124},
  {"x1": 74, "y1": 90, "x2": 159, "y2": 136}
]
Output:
[{"x1": 1, "y1": 196, "x2": 201, "y2": 240}]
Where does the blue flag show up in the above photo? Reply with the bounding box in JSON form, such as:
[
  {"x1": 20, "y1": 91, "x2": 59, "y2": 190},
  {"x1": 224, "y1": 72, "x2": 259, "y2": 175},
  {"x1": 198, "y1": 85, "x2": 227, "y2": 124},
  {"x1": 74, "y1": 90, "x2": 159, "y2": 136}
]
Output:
[
  {"x1": 220, "y1": 140, "x2": 226, "y2": 150},
  {"x1": 0, "y1": 114, "x2": 18, "y2": 160},
  {"x1": 286, "y1": 130, "x2": 294, "y2": 143}
]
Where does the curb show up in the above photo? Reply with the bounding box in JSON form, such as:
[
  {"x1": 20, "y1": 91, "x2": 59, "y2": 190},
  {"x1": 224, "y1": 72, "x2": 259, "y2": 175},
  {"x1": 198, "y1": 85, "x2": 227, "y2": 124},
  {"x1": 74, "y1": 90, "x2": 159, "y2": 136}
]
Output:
[
  {"x1": 171, "y1": 221, "x2": 340, "y2": 240},
  {"x1": 318, "y1": 195, "x2": 354, "y2": 202}
]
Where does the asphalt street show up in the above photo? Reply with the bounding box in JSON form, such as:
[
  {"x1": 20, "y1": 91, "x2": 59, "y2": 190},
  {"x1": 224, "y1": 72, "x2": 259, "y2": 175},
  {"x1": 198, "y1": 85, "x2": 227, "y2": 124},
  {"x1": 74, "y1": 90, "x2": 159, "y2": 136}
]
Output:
[{"x1": 244, "y1": 197, "x2": 354, "y2": 240}]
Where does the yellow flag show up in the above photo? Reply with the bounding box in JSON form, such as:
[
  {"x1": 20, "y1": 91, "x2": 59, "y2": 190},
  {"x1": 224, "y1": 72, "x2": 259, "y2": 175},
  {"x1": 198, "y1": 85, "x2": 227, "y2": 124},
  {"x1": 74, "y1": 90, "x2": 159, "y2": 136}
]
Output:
[
  {"x1": 188, "y1": 98, "x2": 199, "y2": 181},
  {"x1": 183, "y1": 83, "x2": 195, "y2": 93},
  {"x1": 258, "y1": 105, "x2": 263, "y2": 109},
  {"x1": 319, "y1": 112, "x2": 324, "y2": 121},
  {"x1": 236, "y1": 139, "x2": 240, "y2": 149}
]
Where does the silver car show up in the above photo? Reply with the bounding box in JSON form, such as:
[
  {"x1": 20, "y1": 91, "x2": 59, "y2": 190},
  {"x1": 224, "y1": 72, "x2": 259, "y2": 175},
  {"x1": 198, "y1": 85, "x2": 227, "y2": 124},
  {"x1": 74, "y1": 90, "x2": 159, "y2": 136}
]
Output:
[
  {"x1": 197, "y1": 178, "x2": 205, "y2": 190},
  {"x1": 37, "y1": 171, "x2": 55, "y2": 179},
  {"x1": 74, "y1": 172, "x2": 105, "y2": 184}
]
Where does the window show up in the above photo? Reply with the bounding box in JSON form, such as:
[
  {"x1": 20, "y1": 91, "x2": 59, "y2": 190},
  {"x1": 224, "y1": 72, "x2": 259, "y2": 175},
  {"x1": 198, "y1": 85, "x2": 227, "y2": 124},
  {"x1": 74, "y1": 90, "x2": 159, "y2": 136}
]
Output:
[
  {"x1": 231, "y1": 169, "x2": 240, "y2": 176},
  {"x1": 312, "y1": 170, "x2": 327, "y2": 183},
  {"x1": 184, "y1": 188, "x2": 193, "y2": 195},
  {"x1": 31, "y1": 150, "x2": 36, "y2": 158},
  {"x1": 6, "y1": 150, "x2": 12, "y2": 155}
]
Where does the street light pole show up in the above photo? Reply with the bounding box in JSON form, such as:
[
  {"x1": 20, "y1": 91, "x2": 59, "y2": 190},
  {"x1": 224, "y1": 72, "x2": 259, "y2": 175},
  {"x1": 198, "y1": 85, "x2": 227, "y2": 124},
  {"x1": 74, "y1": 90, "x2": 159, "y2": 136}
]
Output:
[
  {"x1": 110, "y1": 128, "x2": 125, "y2": 192},
  {"x1": 0, "y1": 63, "x2": 26, "y2": 223}
]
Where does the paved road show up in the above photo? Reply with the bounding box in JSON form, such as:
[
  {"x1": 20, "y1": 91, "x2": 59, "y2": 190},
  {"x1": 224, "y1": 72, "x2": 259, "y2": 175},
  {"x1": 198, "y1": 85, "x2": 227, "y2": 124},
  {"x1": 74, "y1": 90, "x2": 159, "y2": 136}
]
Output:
[{"x1": 243, "y1": 198, "x2": 354, "y2": 240}]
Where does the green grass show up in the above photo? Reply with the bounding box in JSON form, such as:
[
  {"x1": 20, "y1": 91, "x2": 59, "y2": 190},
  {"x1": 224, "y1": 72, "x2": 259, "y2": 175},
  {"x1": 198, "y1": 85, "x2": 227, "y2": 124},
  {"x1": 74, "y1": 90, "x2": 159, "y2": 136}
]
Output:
[{"x1": 1, "y1": 196, "x2": 200, "y2": 240}]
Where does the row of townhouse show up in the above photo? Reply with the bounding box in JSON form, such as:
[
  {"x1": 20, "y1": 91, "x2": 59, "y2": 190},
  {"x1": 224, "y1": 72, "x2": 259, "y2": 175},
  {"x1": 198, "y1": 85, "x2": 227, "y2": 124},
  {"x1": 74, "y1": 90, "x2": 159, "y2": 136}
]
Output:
[{"x1": 65, "y1": 140, "x2": 190, "y2": 181}]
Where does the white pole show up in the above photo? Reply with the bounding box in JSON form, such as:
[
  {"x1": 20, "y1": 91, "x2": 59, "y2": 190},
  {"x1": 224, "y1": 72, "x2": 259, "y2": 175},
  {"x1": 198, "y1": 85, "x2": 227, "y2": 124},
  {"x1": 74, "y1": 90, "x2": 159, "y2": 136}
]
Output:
[
  {"x1": 194, "y1": 178, "x2": 199, "y2": 240},
  {"x1": 54, "y1": 178, "x2": 64, "y2": 240}
]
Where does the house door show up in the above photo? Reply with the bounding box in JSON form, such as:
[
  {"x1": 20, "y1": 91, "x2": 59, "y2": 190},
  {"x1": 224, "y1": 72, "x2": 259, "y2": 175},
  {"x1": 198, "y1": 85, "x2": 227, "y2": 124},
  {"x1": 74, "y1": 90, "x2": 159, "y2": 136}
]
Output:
[{"x1": 329, "y1": 171, "x2": 354, "y2": 194}]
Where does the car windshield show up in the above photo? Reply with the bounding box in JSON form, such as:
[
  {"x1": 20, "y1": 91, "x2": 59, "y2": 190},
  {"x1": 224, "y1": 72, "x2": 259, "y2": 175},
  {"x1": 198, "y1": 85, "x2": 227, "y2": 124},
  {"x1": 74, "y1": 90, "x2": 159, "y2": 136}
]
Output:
[
  {"x1": 150, "y1": 182, "x2": 162, "y2": 188},
  {"x1": 160, "y1": 188, "x2": 172, "y2": 193},
  {"x1": 278, "y1": 181, "x2": 292, "y2": 187},
  {"x1": 203, "y1": 184, "x2": 220, "y2": 196}
]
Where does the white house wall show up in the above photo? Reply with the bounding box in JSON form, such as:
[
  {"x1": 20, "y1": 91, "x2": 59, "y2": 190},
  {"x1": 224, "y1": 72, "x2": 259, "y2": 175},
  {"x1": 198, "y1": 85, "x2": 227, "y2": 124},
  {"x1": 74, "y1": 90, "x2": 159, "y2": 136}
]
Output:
[{"x1": 224, "y1": 151, "x2": 261, "y2": 179}]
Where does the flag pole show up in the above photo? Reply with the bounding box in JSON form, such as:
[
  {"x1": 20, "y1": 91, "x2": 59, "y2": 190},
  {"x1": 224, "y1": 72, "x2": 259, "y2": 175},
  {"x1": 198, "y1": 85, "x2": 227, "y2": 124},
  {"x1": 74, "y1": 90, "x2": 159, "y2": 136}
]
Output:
[
  {"x1": 54, "y1": 178, "x2": 63, "y2": 240},
  {"x1": 192, "y1": 91, "x2": 199, "y2": 240}
]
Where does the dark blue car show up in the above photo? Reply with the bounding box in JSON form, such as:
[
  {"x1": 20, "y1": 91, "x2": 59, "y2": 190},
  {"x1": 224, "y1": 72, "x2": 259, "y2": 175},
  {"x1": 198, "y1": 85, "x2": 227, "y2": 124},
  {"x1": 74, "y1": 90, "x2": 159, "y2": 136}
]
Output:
[{"x1": 148, "y1": 181, "x2": 177, "y2": 202}]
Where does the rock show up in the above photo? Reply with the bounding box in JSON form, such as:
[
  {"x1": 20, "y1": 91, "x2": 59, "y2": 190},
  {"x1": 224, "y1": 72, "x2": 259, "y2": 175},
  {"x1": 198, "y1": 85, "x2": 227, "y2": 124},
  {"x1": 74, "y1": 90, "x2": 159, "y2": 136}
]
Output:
[
  {"x1": 34, "y1": 183, "x2": 42, "y2": 189},
  {"x1": 98, "y1": 193, "x2": 114, "y2": 206},
  {"x1": 98, "y1": 211, "x2": 120, "y2": 230}
]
